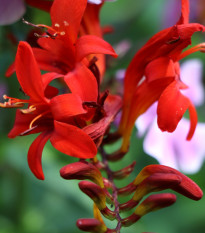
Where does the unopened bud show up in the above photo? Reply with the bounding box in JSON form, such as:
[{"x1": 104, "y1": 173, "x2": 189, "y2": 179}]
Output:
[
  {"x1": 106, "y1": 149, "x2": 127, "y2": 162},
  {"x1": 132, "y1": 173, "x2": 181, "y2": 201},
  {"x1": 112, "y1": 161, "x2": 136, "y2": 179},
  {"x1": 79, "y1": 181, "x2": 106, "y2": 210},
  {"x1": 133, "y1": 165, "x2": 203, "y2": 201},
  {"x1": 79, "y1": 181, "x2": 116, "y2": 220},
  {"x1": 117, "y1": 182, "x2": 136, "y2": 196},
  {"x1": 77, "y1": 218, "x2": 107, "y2": 233},
  {"x1": 121, "y1": 213, "x2": 141, "y2": 227},
  {"x1": 134, "y1": 193, "x2": 176, "y2": 216},
  {"x1": 60, "y1": 161, "x2": 104, "y2": 187}
]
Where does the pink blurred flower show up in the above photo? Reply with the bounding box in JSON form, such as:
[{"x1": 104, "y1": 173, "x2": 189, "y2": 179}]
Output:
[
  {"x1": 0, "y1": 0, "x2": 26, "y2": 25},
  {"x1": 136, "y1": 59, "x2": 205, "y2": 174},
  {"x1": 88, "y1": 0, "x2": 116, "y2": 4}
]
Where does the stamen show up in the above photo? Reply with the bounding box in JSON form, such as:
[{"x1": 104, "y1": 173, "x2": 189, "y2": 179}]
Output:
[
  {"x1": 21, "y1": 105, "x2": 36, "y2": 114},
  {"x1": 29, "y1": 110, "x2": 50, "y2": 129},
  {"x1": 0, "y1": 95, "x2": 28, "y2": 108},
  {"x1": 179, "y1": 43, "x2": 205, "y2": 60},
  {"x1": 54, "y1": 23, "x2": 60, "y2": 28},
  {"x1": 20, "y1": 125, "x2": 38, "y2": 136},
  {"x1": 22, "y1": 18, "x2": 60, "y2": 39},
  {"x1": 63, "y1": 21, "x2": 69, "y2": 26}
]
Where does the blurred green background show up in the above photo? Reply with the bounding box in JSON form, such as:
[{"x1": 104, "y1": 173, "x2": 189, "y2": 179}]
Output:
[{"x1": 1, "y1": 0, "x2": 205, "y2": 232}]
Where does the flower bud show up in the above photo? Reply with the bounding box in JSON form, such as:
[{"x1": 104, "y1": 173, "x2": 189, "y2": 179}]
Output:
[
  {"x1": 79, "y1": 181, "x2": 106, "y2": 210},
  {"x1": 121, "y1": 193, "x2": 176, "y2": 227},
  {"x1": 112, "y1": 161, "x2": 136, "y2": 179},
  {"x1": 77, "y1": 218, "x2": 107, "y2": 233},
  {"x1": 134, "y1": 193, "x2": 176, "y2": 216},
  {"x1": 132, "y1": 173, "x2": 181, "y2": 201},
  {"x1": 60, "y1": 161, "x2": 104, "y2": 187},
  {"x1": 117, "y1": 182, "x2": 136, "y2": 196},
  {"x1": 106, "y1": 149, "x2": 127, "y2": 161},
  {"x1": 133, "y1": 165, "x2": 203, "y2": 200},
  {"x1": 79, "y1": 181, "x2": 116, "y2": 220}
]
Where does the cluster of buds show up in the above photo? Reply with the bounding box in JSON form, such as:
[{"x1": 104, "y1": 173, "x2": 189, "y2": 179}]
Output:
[
  {"x1": 0, "y1": 0, "x2": 205, "y2": 232},
  {"x1": 60, "y1": 160, "x2": 202, "y2": 232}
]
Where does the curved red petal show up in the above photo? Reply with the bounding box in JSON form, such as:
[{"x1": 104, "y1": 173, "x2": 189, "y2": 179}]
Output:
[
  {"x1": 50, "y1": 121, "x2": 97, "y2": 159},
  {"x1": 157, "y1": 80, "x2": 190, "y2": 133},
  {"x1": 28, "y1": 131, "x2": 51, "y2": 180},
  {"x1": 37, "y1": 38, "x2": 75, "y2": 70},
  {"x1": 8, "y1": 110, "x2": 36, "y2": 138},
  {"x1": 83, "y1": 94, "x2": 122, "y2": 146},
  {"x1": 50, "y1": 0, "x2": 87, "y2": 43},
  {"x1": 76, "y1": 35, "x2": 117, "y2": 62},
  {"x1": 186, "y1": 101, "x2": 197, "y2": 140},
  {"x1": 145, "y1": 57, "x2": 176, "y2": 82},
  {"x1": 32, "y1": 48, "x2": 65, "y2": 74},
  {"x1": 64, "y1": 64, "x2": 98, "y2": 102},
  {"x1": 50, "y1": 94, "x2": 86, "y2": 121},
  {"x1": 42, "y1": 72, "x2": 62, "y2": 89},
  {"x1": 177, "y1": 0, "x2": 189, "y2": 25},
  {"x1": 5, "y1": 62, "x2": 15, "y2": 77},
  {"x1": 15, "y1": 41, "x2": 45, "y2": 101},
  {"x1": 8, "y1": 109, "x2": 51, "y2": 138}
]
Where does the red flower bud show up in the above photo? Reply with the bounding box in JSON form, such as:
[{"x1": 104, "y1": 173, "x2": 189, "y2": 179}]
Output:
[
  {"x1": 79, "y1": 181, "x2": 116, "y2": 220},
  {"x1": 133, "y1": 165, "x2": 203, "y2": 200},
  {"x1": 132, "y1": 173, "x2": 181, "y2": 201},
  {"x1": 112, "y1": 161, "x2": 136, "y2": 179},
  {"x1": 77, "y1": 218, "x2": 107, "y2": 233},
  {"x1": 134, "y1": 193, "x2": 177, "y2": 216},
  {"x1": 60, "y1": 161, "x2": 104, "y2": 187}
]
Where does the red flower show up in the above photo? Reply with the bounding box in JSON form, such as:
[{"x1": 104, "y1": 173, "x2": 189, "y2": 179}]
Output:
[
  {"x1": 118, "y1": 0, "x2": 205, "y2": 152},
  {"x1": 1, "y1": 41, "x2": 121, "y2": 180},
  {"x1": 7, "y1": 0, "x2": 117, "y2": 82}
]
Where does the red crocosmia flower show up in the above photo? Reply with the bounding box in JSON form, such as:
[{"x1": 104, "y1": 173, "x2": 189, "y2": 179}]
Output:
[
  {"x1": 6, "y1": 0, "x2": 117, "y2": 81},
  {"x1": 1, "y1": 41, "x2": 109, "y2": 180},
  {"x1": 118, "y1": 0, "x2": 205, "y2": 152}
]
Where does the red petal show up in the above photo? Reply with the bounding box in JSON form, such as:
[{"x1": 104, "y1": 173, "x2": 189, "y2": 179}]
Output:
[
  {"x1": 50, "y1": 121, "x2": 97, "y2": 159},
  {"x1": 80, "y1": 3, "x2": 102, "y2": 37},
  {"x1": 186, "y1": 101, "x2": 197, "y2": 140},
  {"x1": 145, "y1": 57, "x2": 176, "y2": 82},
  {"x1": 25, "y1": 0, "x2": 52, "y2": 12},
  {"x1": 44, "y1": 86, "x2": 59, "y2": 99},
  {"x1": 177, "y1": 0, "x2": 189, "y2": 25},
  {"x1": 120, "y1": 77, "x2": 173, "y2": 139},
  {"x1": 8, "y1": 110, "x2": 36, "y2": 138},
  {"x1": 8, "y1": 109, "x2": 52, "y2": 138},
  {"x1": 50, "y1": 94, "x2": 86, "y2": 121},
  {"x1": 42, "y1": 72, "x2": 62, "y2": 89},
  {"x1": 5, "y1": 62, "x2": 15, "y2": 77},
  {"x1": 32, "y1": 48, "x2": 66, "y2": 74},
  {"x1": 15, "y1": 42, "x2": 45, "y2": 101},
  {"x1": 50, "y1": 0, "x2": 87, "y2": 43},
  {"x1": 64, "y1": 64, "x2": 98, "y2": 102},
  {"x1": 37, "y1": 38, "x2": 75, "y2": 70},
  {"x1": 83, "y1": 94, "x2": 122, "y2": 144},
  {"x1": 28, "y1": 131, "x2": 51, "y2": 180},
  {"x1": 157, "y1": 80, "x2": 196, "y2": 138},
  {"x1": 76, "y1": 35, "x2": 117, "y2": 62}
]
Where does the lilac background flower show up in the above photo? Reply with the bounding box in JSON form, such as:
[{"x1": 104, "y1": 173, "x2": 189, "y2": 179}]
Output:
[
  {"x1": 88, "y1": 0, "x2": 116, "y2": 4},
  {"x1": 0, "y1": 0, "x2": 25, "y2": 25},
  {"x1": 162, "y1": 0, "x2": 199, "y2": 28},
  {"x1": 135, "y1": 59, "x2": 205, "y2": 174}
]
